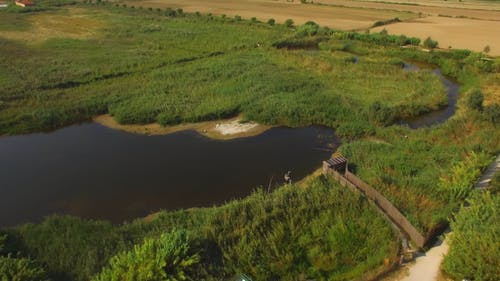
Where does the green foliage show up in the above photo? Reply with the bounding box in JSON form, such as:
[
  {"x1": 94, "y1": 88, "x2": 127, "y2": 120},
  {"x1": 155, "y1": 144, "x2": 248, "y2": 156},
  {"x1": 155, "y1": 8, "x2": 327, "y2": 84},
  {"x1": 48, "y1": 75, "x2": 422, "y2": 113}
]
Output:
[
  {"x1": 368, "y1": 101, "x2": 396, "y2": 126},
  {"x1": 7, "y1": 179, "x2": 398, "y2": 281},
  {"x1": 467, "y1": 89, "x2": 484, "y2": 111},
  {"x1": 437, "y1": 152, "x2": 490, "y2": 201},
  {"x1": 284, "y1": 18, "x2": 294, "y2": 27},
  {"x1": 0, "y1": 255, "x2": 49, "y2": 281},
  {"x1": 267, "y1": 18, "x2": 275, "y2": 26},
  {"x1": 94, "y1": 229, "x2": 199, "y2": 281},
  {"x1": 0, "y1": 233, "x2": 49, "y2": 281},
  {"x1": 483, "y1": 104, "x2": 500, "y2": 125},
  {"x1": 13, "y1": 216, "x2": 127, "y2": 281},
  {"x1": 372, "y1": 17, "x2": 401, "y2": 28},
  {"x1": 295, "y1": 21, "x2": 319, "y2": 37},
  {"x1": 443, "y1": 192, "x2": 500, "y2": 281},
  {"x1": 423, "y1": 36, "x2": 438, "y2": 49}
]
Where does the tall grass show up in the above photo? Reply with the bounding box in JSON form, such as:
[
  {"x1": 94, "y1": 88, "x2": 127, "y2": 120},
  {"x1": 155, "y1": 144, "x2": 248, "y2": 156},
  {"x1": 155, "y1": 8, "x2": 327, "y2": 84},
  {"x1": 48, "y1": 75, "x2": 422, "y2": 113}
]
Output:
[{"x1": 3, "y1": 178, "x2": 399, "y2": 281}]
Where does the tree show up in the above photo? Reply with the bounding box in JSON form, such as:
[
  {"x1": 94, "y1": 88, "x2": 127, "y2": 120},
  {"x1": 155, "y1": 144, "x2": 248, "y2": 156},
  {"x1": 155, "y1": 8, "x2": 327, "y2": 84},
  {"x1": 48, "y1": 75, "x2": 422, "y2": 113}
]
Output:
[
  {"x1": 467, "y1": 89, "x2": 484, "y2": 111},
  {"x1": 93, "y1": 229, "x2": 200, "y2": 281},
  {"x1": 267, "y1": 18, "x2": 275, "y2": 26},
  {"x1": 423, "y1": 36, "x2": 438, "y2": 49},
  {"x1": 285, "y1": 18, "x2": 294, "y2": 27},
  {"x1": 296, "y1": 21, "x2": 319, "y2": 37}
]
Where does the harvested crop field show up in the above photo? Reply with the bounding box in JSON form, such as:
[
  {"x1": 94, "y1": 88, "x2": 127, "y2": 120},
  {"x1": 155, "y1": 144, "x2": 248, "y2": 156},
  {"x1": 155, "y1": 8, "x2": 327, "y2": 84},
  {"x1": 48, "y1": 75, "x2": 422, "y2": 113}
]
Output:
[
  {"x1": 129, "y1": 0, "x2": 500, "y2": 56},
  {"x1": 316, "y1": 0, "x2": 500, "y2": 19},
  {"x1": 372, "y1": 16, "x2": 500, "y2": 56},
  {"x1": 126, "y1": 0, "x2": 416, "y2": 30}
]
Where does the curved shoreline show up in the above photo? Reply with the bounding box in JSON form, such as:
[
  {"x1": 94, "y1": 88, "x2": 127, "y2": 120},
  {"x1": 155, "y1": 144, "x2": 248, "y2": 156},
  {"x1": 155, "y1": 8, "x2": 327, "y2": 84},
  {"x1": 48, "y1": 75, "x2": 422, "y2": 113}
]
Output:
[{"x1": 93, "y1": 114, "x2": 273, "y2": 140}]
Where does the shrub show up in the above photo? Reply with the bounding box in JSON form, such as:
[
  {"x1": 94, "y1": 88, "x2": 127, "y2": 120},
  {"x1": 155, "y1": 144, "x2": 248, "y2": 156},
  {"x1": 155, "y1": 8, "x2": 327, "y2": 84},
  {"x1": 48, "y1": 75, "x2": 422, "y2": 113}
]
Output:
[
  {"x1": 423, "y1": 37, "x2": 438, "y2": 49},
  {"x1": 267, "y1": 18, "x2": 275, "y2": 26},
  {"x1": 176, "y1": 8, "x2": 183, "y2": 16},
  {"x1": 368, "y1": 101, "x2": 396, "y2": 126},
  {"x1": 93, "y1": 229, "x2": 200, "y2": 281},
  {"x1": 234, "y1": 15, "x2": 242, "y2": 21},
  {"x1": 467, "y1": 89, "x2": 484, "y2": 111},
  {"x1": 296, "y1": 21, "x2": 319, "y2": 37},
  {"x1": 483, "y1": 104, "x2": 500, "y2": 125},
  {"x1": 250, "y1": 17, "x2": 257, "y2": 23},
  {"x1": 0, "y1": 255, "x2": 49, "y2": 281},
  {"x1": 443, "y1": 192, "x2": 500, "y2": 281},
  {"x1": 165, "y1": 8, "x2": 176, "y2": 17},
  {"x1": 437, "y1": 151, "x2": 489, "y2": 201},
  {"x1": 285, "y1": 18, "x2": 294, "y2": 27}
]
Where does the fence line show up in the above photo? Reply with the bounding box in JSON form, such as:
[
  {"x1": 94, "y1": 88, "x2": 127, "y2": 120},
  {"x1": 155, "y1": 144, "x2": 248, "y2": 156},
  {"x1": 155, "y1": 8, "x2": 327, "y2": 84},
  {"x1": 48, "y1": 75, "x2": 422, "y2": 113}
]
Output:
[{"x1": 323, "y1": 162, "x2": 426, "y2": 248}]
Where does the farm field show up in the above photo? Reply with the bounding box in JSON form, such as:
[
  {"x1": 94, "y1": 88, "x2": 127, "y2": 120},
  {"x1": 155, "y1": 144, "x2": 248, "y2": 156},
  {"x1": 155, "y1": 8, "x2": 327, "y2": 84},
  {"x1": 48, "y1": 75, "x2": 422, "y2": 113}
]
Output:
[
  {"x1": 135, "y1": 0, "x2": 500, "y2": 55},
  {"x1": 125, "y1": 0, "x2": 417, "y2": 30},
  {"x1": 371, "y1": 16, "x2": 500, "y2": 56},
  {"x1": 0, "y1": 1, "x2": 499, "y2": 281}
]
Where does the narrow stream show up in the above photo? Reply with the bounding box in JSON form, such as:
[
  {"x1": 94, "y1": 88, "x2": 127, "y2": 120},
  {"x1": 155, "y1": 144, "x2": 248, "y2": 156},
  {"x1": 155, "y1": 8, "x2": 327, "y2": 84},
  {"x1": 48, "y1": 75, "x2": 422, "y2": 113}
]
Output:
[{"x1": 401, "y1": 63, "x2": 460, "y2": 129}]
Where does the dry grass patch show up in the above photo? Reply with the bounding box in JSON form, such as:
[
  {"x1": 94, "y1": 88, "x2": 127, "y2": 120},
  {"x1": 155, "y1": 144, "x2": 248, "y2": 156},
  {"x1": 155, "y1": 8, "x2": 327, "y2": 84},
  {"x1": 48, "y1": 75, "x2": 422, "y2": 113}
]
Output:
[
  {"x1": 0, "y1": 8, "x2": 102, "y2": 43},
  {"x1": 372, "y1": 16, "x2": 500, "y2": 56}
]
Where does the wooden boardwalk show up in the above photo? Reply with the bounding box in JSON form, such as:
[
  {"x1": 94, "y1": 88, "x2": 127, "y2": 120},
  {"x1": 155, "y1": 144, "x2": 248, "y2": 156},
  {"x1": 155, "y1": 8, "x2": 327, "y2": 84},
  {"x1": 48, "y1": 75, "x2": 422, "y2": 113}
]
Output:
[{"x1": 323, "y1": 156, "x2": 426, "y2": 249}]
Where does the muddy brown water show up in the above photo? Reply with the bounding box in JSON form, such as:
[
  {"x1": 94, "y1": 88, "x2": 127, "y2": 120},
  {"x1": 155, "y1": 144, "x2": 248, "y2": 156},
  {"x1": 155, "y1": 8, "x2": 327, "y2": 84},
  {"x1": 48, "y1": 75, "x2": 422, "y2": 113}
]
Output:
[{"x1": 0, "y1": 124, "x2": 339, "y2": 227}]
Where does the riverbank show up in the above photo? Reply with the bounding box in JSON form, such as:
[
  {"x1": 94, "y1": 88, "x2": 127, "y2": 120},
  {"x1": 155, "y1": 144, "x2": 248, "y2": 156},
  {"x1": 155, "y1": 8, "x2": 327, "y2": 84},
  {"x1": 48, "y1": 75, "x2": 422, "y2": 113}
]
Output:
[{"x1": 94, "y1": 114, "x2": 272, "y2": 140}]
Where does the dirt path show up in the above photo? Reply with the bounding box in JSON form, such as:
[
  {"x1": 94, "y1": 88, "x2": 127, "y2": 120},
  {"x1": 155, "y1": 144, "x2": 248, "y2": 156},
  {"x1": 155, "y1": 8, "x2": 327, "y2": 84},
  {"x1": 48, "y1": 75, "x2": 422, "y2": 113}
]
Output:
[{"x1": 383, "y1": 155, "x2": 500, "y2": 281}]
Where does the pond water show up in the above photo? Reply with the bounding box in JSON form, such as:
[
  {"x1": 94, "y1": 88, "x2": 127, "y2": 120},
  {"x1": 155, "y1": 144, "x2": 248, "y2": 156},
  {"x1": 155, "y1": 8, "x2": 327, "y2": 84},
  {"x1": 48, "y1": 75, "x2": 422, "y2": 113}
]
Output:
[
  {"x1": 402, "y1": 63, "x2": 460, "y2": 128},
  {"x1": 0, "y1": 123, "x2": 338, "y2": 227}
]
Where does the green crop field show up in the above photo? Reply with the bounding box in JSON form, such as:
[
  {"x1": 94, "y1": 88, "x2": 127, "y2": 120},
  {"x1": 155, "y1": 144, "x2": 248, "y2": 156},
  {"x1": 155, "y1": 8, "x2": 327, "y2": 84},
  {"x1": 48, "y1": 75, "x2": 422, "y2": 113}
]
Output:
[{"x1": 0, "y1": 1, "x2": 499, "y2": 280}]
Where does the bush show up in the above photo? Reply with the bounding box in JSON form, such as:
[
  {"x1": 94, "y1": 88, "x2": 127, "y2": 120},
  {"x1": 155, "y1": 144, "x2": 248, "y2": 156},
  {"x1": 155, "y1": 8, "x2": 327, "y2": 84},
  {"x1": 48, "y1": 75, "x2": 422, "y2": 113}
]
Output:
[
  {"x1": 443, "y1": 192, "x2": 500, "y2": 281},
  {"x1": 423, "y1": 37, "x2": 438, "y2": 49},
  {"x1": 483, "y1": 104, "x2": 500, "y2": 124},
  {"x1": 467, "y1": 89, "x2": 484, "y2": 111},
  {"x1": 165, "y1": 8, "x2": 176, "y2": 17},
  {"x1": 0, "y1": 255, "x2": 49, "y2": 281},
  {"x1": 295, "y1": 21, "x2": 319, "y2": 37},
  {"x1": 93, "y1": 229, "x2": 200, "y2": 281},
  {"x1": 234, "y1": 15, "x2": 241, "y2": 21},
  {"x1": 368, "y1": 101, "x2": 396, "y2": 126},
  {"x1": 267, "y1": 18, "x2": 275, "y2": 26},
  {"x1": 284, "y1": 18, "x2": 294, "y2": 27}
]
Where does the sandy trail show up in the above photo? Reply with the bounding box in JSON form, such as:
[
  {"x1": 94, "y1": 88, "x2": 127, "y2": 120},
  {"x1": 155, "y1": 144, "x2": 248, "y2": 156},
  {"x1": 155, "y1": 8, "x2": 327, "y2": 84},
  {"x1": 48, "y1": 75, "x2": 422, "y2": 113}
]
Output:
[
  {"x1": 400, "y1": 236, "x2": 450, "y2": 281},
  {"x1": 384, "y1": 155, "x2": 500, "y2": 281}
]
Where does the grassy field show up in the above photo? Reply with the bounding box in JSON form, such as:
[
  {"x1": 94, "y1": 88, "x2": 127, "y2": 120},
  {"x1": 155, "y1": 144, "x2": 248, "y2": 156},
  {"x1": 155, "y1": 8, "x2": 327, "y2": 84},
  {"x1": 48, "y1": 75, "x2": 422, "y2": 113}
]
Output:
[{"x1": 0, "y1": 5, "x2": 445, "y2": 134}]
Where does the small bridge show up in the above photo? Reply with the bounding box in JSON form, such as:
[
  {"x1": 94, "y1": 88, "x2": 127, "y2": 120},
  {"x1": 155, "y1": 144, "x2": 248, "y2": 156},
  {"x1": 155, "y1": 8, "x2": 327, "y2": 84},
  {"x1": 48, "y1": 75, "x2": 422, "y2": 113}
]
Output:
[{"x1": 323, "y1": 154, "x2": 427, "y2": 249}]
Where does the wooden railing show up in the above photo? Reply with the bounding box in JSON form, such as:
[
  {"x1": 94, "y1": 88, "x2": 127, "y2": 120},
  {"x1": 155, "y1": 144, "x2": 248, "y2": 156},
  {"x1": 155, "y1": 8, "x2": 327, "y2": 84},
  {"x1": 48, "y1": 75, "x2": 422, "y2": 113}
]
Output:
[{"x1": 323, "y1": 162, "x2": 426, "y2": 248}]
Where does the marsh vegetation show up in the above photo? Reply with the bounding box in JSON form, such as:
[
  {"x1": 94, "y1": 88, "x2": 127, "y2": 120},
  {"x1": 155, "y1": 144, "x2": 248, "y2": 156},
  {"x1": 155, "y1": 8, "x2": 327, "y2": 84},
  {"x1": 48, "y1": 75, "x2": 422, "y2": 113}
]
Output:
[{"x1": 0, "y1": 1, "x2": 499, "y2": 280}]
